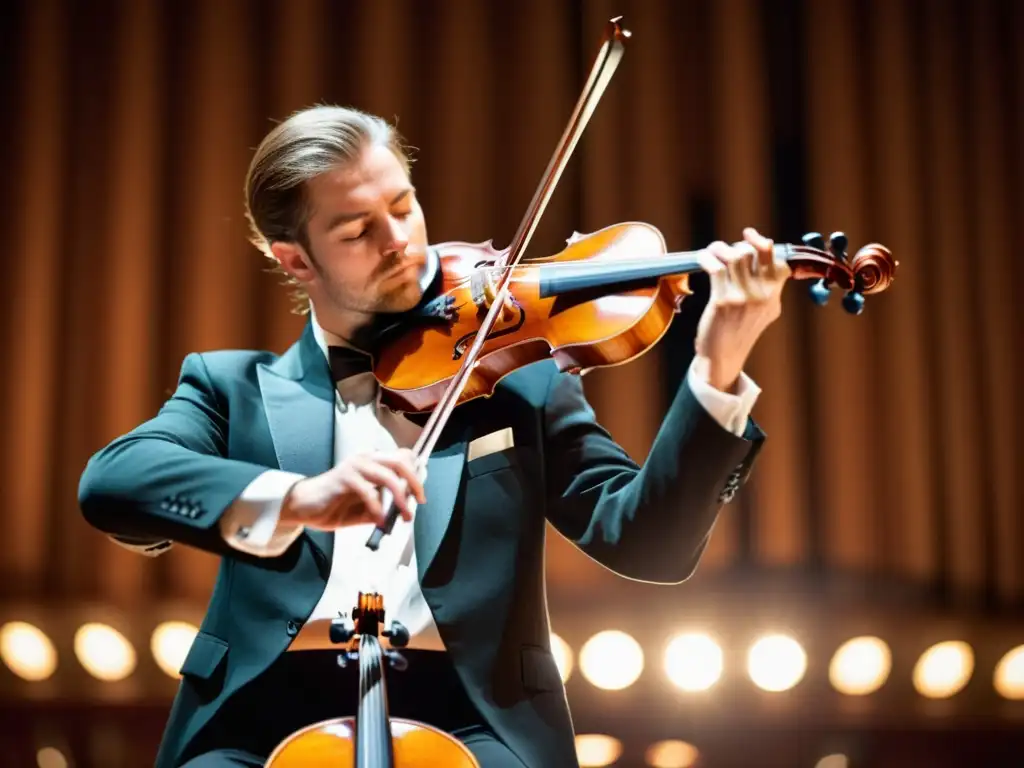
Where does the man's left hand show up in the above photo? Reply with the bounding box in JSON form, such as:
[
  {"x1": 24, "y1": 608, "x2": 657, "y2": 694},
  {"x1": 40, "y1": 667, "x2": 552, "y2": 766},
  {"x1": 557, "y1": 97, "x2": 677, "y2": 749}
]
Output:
[{"x1": 693, "y1": 227, "x2": 791, "y2": 392}]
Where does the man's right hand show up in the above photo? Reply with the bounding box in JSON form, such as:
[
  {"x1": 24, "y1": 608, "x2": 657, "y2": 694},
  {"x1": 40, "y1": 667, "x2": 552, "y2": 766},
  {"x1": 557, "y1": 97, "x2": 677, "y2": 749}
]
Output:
[{"x1": 279, "y1": 449, "x2": 425, "y2": 530}]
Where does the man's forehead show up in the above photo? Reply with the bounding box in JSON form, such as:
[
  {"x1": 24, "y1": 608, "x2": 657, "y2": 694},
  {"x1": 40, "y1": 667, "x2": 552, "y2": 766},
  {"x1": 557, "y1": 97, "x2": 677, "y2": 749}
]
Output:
[
  {"x1": 332, "y1": 145, "x2": 405, "y2": 183},
  {"x1": 310, "y1": 152, "x2": 409, "y2": 205}
]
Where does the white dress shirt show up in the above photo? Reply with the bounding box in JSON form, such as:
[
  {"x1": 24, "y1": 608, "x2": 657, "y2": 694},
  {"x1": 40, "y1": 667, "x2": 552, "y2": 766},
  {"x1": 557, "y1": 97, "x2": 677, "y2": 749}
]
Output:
[{"x1": 218, "y1": 311, "x2": 761, "y2": 651}]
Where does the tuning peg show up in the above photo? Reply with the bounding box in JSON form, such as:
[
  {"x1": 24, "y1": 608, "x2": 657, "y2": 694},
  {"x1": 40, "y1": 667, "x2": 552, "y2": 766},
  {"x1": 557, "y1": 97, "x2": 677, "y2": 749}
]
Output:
[
  {"x1": 335, "y1": 650, "x2": 358, "y2": 668},
  {"x1": 329, "y1": 615, "x2": 355, "y2": 644},
  {"x1": 383, "y1": 620, "x2": 410, "y2": 649},
  {"x1": 802, "y1": 232, "x2": 826, "y2": 250},
  {"x1": 385, "y1": 649, "x2": 409, "y2": 671},
  {"x1": 842, "y1": 289, "x2": 865, "y2": 315},
  {"x1": 828, "y1": 232, "x2": 848, "y2": 262},
  {"x1": 809, "y1": 279, "x2": 832, "y2": 306}
]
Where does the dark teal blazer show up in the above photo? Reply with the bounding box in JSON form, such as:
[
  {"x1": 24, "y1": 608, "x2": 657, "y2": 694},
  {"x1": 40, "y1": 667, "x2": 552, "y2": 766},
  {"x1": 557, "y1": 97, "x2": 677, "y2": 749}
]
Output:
[{"x1": 78, "y1": 320, "x2": 764, "y2": 768}]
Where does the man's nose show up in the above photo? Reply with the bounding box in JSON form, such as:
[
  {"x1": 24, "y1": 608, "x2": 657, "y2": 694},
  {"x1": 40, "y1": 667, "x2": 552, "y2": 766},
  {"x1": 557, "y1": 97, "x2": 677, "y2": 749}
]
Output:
[{"x1": 384, "y1": 215, "x2": 409, "y2": 253}]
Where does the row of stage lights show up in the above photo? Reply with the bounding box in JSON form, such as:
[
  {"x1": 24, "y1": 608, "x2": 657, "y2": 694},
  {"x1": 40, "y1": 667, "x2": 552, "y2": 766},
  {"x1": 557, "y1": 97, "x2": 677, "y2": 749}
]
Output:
[
  {"x1": 550, "y1": 629, "x2": 1024, "y2": 700},
  {"x1": 4, "y1": 619, "x2": 1024, "y2": 698},
  {"x1": 4, "y1": 620, "x2": 1024, "y2": 768}
]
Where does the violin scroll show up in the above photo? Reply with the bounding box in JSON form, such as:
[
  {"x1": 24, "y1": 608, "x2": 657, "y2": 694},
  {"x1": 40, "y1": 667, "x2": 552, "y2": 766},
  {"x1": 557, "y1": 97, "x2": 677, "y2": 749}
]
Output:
[{"x1": 792, "y1": 231, "x2": 897, "y2": 315}]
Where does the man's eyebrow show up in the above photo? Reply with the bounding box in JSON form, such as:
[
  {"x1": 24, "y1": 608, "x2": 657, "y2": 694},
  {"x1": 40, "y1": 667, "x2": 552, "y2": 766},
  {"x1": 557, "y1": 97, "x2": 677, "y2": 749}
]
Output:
[{"x1": 325, "y1": 188, "x2": 415, "y2": 232}]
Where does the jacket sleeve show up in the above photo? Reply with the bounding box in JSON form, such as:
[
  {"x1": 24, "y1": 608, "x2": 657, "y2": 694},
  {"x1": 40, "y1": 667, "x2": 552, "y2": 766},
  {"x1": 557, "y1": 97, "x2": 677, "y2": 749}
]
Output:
[
  {"x1": 77, "y1": 352, "x2": 282, "y2": 558},
  {"x1": 541, "y1": 366, "x2": 765, "y2": 584}
]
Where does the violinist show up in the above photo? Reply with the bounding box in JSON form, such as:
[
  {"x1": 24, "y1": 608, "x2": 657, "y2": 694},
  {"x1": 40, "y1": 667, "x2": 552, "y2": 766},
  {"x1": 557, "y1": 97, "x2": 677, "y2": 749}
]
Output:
[{"x1": 78, "y1": 104, "x2": 784, "y2": 768}]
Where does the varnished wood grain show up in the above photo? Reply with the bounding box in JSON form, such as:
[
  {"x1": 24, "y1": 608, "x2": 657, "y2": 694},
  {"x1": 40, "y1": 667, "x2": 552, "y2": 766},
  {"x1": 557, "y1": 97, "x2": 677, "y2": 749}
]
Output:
[{"x1": 265, "y1": 717, "x2": 480, "y2": 767}]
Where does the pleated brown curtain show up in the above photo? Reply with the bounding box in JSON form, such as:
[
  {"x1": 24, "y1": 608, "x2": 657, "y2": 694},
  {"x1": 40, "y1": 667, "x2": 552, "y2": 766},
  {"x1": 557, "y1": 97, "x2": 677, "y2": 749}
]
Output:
[{"x1": 0, "y1": 0, "x2": 1020, "y2": 616}]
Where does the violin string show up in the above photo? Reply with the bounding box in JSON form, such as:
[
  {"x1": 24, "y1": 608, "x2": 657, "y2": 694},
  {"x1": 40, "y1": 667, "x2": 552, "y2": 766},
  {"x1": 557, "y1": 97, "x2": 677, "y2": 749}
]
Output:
[
  {"x1": 437, "y1": 256, "x2": 705, "y2": 295},
  {"x1": 466, "y1": 245, "x2": 812, "y2": 276},
  {"x1": 360, "y1": 634, "x2": 385, "y2": 762},
  {"x1": 432, "y1": 245, "x2": 819, "y2": 301},
  {"x1": 442, "y1": 258, "x2": 681, "y2": 291},
  {"x1": 437, "y1": 258, "x2": 684, "y2": 299}
]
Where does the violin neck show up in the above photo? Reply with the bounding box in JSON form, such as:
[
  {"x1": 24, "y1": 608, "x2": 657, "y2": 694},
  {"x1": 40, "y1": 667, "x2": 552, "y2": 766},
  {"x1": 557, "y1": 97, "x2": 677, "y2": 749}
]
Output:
[
  {"x1": 537, "y1": 245, "x2": 792, "y2": 298},
  {"x1": 355, "y1": 633, "x2": 394, "y2": 768}
]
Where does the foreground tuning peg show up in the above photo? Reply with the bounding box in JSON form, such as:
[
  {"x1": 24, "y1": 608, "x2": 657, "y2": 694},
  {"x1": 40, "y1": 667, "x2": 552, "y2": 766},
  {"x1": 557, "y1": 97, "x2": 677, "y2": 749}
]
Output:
[
  {"x1": 330, "y1": 615, "x2": 355, "y2": 644},
  {"x1": 383, "y1": 620, "x2": 410, "y2": 648},
  {"x1": 385, "y1": 649, "x2": 409, "y2": 671}
]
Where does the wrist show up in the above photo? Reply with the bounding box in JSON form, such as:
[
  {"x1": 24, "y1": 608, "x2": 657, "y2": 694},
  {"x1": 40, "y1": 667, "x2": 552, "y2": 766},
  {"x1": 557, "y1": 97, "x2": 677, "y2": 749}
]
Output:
[
  {"x1": 692, "y1": 354, "x2": 743, "y2": 393},
  {"x1": 279, "y1": 479, "x2": 307, "y2": 526}
]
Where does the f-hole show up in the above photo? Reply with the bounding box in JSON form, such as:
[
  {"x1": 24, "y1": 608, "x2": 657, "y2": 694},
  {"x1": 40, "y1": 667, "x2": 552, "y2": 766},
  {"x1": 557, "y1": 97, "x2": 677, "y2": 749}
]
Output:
[{"x1": 452, "y1": 303, "x2": 527, "y2": 360}]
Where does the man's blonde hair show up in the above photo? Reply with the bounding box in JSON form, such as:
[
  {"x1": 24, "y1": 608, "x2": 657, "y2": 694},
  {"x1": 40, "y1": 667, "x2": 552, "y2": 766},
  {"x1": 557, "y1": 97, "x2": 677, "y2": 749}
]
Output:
[{"x1": 244, "y1": 105, "x2": 413, "y2": 313}]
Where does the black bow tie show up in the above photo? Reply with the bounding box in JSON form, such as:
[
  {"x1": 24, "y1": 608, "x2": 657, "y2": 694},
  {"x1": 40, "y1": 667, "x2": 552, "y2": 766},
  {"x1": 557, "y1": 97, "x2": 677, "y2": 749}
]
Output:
[
  {"x1": 328, "y1": 345, "x2": 433, "y2": 426},
  {"x1": 328, "y1": 345, "x2": 374, "y2": 382}
]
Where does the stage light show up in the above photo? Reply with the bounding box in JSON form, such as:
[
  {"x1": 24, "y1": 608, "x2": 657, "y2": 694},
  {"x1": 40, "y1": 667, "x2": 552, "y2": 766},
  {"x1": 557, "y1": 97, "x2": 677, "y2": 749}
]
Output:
[
  {"x1": 550, "y1": 632, "x2": 573, "y2": 683},
  {"x1": 74, "y1": 622, "x2": 136, "y2": 681},
  {"x1": 829, "y1": 636, "x2": 891, "y2": 695},
  {"x1": 663, "y1": 632, "x2": 722, "y2": 692},
  {"x1": 912, "y1": 640, "x2": 973, "y2": 699},
  {"x1": 151, "y1": 621, "x2": 199, "y2": 679},
  {"x1": 993, "y1": 644, "x2": 1024, "y2": 700},
  {"x1": 645, "y1": 739, "x2": 699, "y2": 767},
  {"x1": 575, "y1": 734, "x2": 622, "y2": 767},
  {"x1": 0, "y1": 621, "x2": 57, "y2": 682},
  {"x1": 36, "y1": 747, "x2": 68, "y2": 768},
  {"x1": 579, "y1": 630, "x2": 644, "y2": 690},
  {"x1": 747, "y1": 633, "x2": 806, "y2": 692}
]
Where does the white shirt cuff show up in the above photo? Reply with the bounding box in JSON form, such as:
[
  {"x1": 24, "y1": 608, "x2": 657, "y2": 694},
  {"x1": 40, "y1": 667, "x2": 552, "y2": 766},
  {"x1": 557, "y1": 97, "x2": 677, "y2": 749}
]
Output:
[
  {"x1": 219, "y1": 470, "x2": 307, "y2": 557},
  {"x1": 686, "y1": 358, "x2": 761, "y2": 437}
]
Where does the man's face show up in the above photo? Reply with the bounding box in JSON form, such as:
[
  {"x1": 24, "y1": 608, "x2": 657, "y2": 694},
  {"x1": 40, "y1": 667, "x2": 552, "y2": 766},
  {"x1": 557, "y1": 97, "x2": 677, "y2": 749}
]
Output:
[{"x1": 276, "y1": 143, "x2": 429, "y2": 318}]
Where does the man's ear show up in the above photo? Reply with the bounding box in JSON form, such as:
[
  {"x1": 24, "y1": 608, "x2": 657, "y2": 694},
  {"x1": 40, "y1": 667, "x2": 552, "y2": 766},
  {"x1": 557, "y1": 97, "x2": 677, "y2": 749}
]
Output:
[{"x1": 270, "y1": 241, "x2": 317, "y2": 284}]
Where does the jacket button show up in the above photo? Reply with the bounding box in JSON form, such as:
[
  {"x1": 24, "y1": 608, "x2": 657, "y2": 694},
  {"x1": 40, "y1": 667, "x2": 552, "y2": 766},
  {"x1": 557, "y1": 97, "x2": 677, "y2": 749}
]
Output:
[{"x1": 286, "y1": 620, "x2": 300, "y2": 637}]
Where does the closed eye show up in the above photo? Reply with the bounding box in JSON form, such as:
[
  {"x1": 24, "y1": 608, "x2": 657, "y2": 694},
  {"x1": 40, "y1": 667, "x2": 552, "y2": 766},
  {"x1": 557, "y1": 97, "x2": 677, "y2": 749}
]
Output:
[{"x1": 341, "y1": 209, "x2": 412, "y2": 242}]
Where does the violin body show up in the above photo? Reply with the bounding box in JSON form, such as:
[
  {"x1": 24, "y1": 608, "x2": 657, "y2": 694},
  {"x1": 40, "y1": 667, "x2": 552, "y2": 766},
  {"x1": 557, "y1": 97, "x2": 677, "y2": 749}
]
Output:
[
  {"x1": 376, "y1": 222, "x2": 685, "y2": 413},
  {"x1": 265, "y1": 716, "x2": 480, "y2": 767}
]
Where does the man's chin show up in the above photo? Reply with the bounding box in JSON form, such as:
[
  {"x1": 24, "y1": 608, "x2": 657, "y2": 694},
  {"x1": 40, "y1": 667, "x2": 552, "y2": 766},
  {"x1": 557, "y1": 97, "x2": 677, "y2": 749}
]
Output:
[{"x1": 378, "y1": 283, "x2": 424, "y2": 314}]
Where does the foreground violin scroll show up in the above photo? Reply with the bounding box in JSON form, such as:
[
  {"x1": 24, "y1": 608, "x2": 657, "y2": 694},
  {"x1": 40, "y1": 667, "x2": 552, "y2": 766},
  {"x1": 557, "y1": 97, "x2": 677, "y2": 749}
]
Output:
[
  {"x1": 364, "y1": 16, "x2": 631, "y2": 551},
  {"x1": 265, "y1": 592, "x2": 480, "y2": 767}
]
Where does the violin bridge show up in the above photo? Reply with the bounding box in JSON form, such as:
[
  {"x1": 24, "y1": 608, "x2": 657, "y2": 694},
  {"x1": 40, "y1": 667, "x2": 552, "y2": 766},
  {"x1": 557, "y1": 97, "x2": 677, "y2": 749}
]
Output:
[{"x1": 470, "y1": 270, "x2": 488, "y2": 311}]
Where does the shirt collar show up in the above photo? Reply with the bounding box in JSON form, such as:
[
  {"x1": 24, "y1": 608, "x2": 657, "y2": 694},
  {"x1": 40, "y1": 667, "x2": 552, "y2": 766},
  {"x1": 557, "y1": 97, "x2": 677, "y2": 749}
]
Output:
[
  {"x1": 309, "y1": 302, "x2": 378, "y2": 408},
  {"x1": 309, "y1": 301, "x2": 365, "y2": 357},
  {"x1": 309, "y1": 302, "x2": 331, "y2": 362}
]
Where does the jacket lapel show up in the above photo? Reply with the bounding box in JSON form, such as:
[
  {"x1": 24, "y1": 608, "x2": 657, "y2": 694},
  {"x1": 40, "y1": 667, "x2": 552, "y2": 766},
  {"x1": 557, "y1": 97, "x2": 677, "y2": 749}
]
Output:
[
  {"x1": 255, "y1": 321, "x2": 474, "y2": 582},
  {"x1": 256, "y1": 322, "x2": 335, "y2": 563},
  {"x1": 414, "y1": 423, "x2": 470, "y2": 581}
]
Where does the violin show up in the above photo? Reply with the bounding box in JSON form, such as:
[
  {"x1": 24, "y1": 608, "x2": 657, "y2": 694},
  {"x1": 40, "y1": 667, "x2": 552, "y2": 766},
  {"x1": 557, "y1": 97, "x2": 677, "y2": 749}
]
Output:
[
  {"x1": 265, "y1": 592, "x2": 480, "y2": 768},
  {"x1": 371, "y1": 222, "x2": 895, "y2": 416}
]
